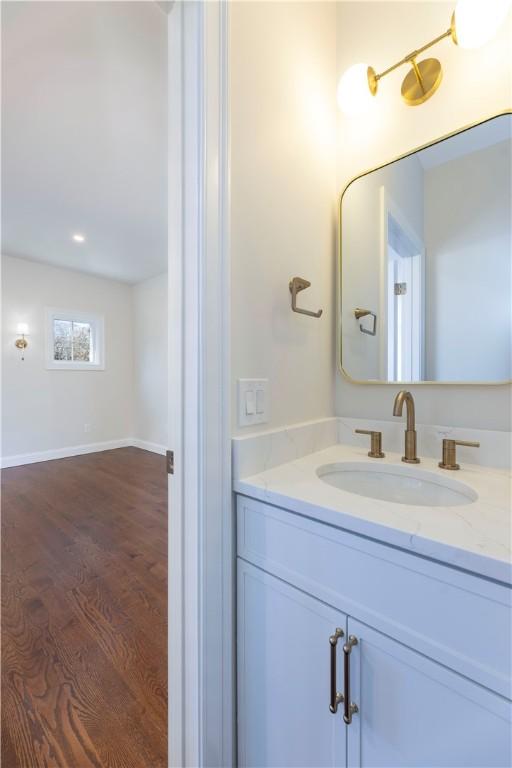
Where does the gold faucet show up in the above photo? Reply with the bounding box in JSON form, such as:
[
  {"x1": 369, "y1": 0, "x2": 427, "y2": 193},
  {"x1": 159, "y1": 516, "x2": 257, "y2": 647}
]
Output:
[{"x1": 393, "y1": 390, "x2": 420, "y2": 464}]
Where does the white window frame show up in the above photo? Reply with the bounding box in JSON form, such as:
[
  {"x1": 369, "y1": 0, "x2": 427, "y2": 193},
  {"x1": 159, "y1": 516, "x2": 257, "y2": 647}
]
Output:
[{"x1": 45, "y1": 308, "x2": 105, "y2": 370}]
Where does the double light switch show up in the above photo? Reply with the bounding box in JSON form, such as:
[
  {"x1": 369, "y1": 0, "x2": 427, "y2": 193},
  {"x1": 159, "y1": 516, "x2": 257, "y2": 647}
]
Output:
[{"x1": 238, "y1": 379, "x2": 269, "y2": 427}]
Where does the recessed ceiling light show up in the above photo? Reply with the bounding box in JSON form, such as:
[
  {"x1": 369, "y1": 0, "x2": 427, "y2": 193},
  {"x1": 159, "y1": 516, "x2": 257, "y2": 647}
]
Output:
[{"x1": 72, "y1": 233, "x2": 85, "y2": 243}]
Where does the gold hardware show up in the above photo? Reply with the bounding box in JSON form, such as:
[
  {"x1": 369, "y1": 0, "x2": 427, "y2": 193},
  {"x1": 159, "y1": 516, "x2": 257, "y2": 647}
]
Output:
[
  {"x1": 341, "y1": 5, "x2": 510, "y2": 110},
  {"x1": 338, "y1": 110, "x2": 512, "y2": 387},
  {"x1": 367, "y1": 66, "x2": 378, "y2": 96},
  {"x1": 354, "y1": 308, "x2": 377, "y2": 336},
  {"x1": 166, "y1": 449, "x2": 174, "y2": 475},
  {"x1": 15, "y1": 334, "x2": 28, "y2": 361},
  {"x1": 329, "y1": 628, "x2": 345, "y2": 714},
  {"x1": 438, "y1": 439, "x2": 480, "y2": 470},
  {"x1": 339, "y1": 6, "x2": 510, "y2": 112},
  {"x1": 355, "y1": 429, "x2": 384, "y2": 458},
  {"x1": 358, "y1": 19, "x2": 453, "y2": 107},
  {"x1": 343, "y1": 635, "x2": 359, "y2": 725},
  {"x1": 401, "y1": 57, "x2": 443, "y2": 106},
  {"x1": 15, "y1": 337, "x2": 28, "y2": 351},
  {"x1": 289, "y1": 277, "x2": 323, "y2": 318},
  {"x1": 450, "y1": 10, "x2": 459, "y2": 45},
  {"x1": 393, "y1": 390, "x2": 420, "y2": 463}
]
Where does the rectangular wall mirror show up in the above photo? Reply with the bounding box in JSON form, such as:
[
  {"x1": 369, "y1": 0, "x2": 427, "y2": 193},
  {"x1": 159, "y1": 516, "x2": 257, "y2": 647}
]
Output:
[{"x1": 339, "y1": 112, "x2": 511, "y2": 384}]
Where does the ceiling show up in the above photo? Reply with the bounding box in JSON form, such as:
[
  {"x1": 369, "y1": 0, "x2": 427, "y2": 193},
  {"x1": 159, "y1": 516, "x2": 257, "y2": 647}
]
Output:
[
  {"x1": 1, "y1": 1, "x2": 168, "y2": 284},
  {"x1": 418, "y1": 114, "x2": 511, "y2": 170}
]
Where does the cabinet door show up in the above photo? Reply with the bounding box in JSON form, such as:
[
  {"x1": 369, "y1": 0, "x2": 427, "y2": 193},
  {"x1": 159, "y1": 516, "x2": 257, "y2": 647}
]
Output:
[
  {"x1": 238, "y1": 560, "x2": 347, "y2": 768},
  {"x1": 346, "y1": 618, "x2": 512, "y2": 768}
]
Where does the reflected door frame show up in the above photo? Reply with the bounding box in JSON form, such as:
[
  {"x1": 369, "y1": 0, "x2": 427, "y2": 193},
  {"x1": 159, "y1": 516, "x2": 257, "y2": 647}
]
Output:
[{"x1": 379, "y1": 186, "x2": 426, "y2": 382}]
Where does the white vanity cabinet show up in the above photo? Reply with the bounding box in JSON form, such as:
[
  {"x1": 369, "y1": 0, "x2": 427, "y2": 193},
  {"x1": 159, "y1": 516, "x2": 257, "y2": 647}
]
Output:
[
  {"x1": 238, "y1": 564, "x2": 347, "y2": 767},
  {"x1": 347, "y1": 617, "x2": 510, "y2": 767},
  {"x1": 237, "y1": 495, "x2": 512, "y2": 768}
]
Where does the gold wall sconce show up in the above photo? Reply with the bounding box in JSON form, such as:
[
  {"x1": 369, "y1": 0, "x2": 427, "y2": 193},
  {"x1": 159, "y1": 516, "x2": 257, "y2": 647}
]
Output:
[
  {"x1": 338, "y1": 0, "x2": 512, "y2": 115},
  {"x1": 15, "y1": 323, "x2": 29, "y2": 361}
]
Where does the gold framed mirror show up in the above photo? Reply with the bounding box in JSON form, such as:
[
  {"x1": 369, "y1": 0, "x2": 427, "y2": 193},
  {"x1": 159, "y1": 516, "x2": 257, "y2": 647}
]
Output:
[{"x1": 339, "y1": 111, "x2": 512, "y2": 385}]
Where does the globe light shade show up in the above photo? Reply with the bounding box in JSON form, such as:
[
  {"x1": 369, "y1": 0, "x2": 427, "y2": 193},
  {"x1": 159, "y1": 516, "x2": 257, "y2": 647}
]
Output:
[
  {"x1": 337, "y1": 63, "x2": 376, "y2": 117},
  {"x1": 452, "y1": 0, "x2": 512, "y2": 48},
  {"x1": 17, "y1": 323, "x2": 29, "y2": 336}
]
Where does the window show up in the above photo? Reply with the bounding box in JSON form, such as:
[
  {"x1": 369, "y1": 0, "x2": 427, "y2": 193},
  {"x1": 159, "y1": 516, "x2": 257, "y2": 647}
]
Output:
[{"x1": 46, "y1": 309, "x2": 104, "y2": 370}]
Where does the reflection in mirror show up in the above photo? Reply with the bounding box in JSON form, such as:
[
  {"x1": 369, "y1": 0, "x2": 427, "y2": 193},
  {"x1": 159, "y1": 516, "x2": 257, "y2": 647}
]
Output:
[{"x1": 340, "y1": 114, "x2": 511, "y2": 384}]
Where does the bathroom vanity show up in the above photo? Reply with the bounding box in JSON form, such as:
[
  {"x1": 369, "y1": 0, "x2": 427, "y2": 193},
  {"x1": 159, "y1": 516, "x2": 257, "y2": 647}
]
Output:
[
  {"x1": 234, "y1": 421, "x2": 511, "y2": 767},
  {"x1": 234, "y1": 112, "x2": 512, "y2": 766}
]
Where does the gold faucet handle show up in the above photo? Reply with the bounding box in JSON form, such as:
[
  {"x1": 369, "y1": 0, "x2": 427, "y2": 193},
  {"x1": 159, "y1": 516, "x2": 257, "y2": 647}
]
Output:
[
  {"x1": 355, "y1": 429, "x2": 385, "y2": 459},
  {"x1": 439, "y1": 439, "x2": 480, "y2": 470}
]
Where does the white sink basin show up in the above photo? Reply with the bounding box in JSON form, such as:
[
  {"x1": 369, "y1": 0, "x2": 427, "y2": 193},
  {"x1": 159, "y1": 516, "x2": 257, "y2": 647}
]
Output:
[{"x1": 316, "y1": 462, "x2": 477, "y2": 507}]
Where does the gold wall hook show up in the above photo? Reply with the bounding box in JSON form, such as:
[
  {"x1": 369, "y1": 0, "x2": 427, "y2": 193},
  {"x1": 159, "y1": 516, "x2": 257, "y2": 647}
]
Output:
[{"x1": 289, "y1": 277, "x2": 323, "y2": 318}]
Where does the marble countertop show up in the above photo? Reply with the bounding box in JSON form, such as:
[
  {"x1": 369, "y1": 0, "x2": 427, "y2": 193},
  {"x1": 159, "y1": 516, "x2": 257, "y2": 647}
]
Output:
[{"x1": 234, "y1": 443, "x2": 512, "y2": 584}]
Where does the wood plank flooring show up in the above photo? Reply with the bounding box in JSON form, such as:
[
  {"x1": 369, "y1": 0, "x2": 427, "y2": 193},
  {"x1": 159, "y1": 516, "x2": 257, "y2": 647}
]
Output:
[{"x1": 1, "y1": 447, "x2": 168, "y2": 768}]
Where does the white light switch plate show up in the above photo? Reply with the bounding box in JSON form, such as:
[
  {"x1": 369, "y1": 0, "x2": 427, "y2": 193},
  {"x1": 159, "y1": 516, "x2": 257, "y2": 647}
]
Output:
[{"x1": 238, "y1": 379, "x2": 270, "y2": 427}]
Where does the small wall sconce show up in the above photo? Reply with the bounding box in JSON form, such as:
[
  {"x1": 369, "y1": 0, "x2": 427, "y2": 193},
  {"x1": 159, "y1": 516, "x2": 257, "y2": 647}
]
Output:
[
  {"x1": 338, "y1": 0, "x2": 512, "y2": 115},
  {"x1": 15, "y1": 323, "x2": 29, "y2": 360}
]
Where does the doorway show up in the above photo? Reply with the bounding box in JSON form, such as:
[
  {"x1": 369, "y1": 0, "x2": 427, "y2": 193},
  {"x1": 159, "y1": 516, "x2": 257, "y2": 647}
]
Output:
[
  {"x1": 386, "y1": 212, "x2": 425, "y2": 381},
  {"x1": 380, "y1": 189, "x2": 426, "y2": 383},
  {"x1": 1, "y1": 3, "x2": 169, "y2": 765}
]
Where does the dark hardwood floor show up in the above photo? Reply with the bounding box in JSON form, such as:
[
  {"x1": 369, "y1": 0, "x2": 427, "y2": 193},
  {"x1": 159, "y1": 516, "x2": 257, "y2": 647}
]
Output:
[{"x1": 1, "y1": 447, "x2": 168, "y2": 768}]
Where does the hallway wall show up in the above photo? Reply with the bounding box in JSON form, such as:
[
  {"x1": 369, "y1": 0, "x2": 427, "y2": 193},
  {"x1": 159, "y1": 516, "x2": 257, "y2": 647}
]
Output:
[
  {"x1": 133, "y1": 272, "x2": 168, "y2": 451},
  {"x1": 2, "y1": 255, "x2": 135, "y2": 461},
  {"x1": 1, "y1": 255, "x2": 168, "y2": 464}
]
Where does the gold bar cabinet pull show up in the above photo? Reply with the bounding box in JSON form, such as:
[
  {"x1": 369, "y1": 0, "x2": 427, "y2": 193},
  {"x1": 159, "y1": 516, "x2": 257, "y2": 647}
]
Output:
[
  {"x1": 343, "y1": 635, "x2": 359, "y2": 725},
  {"x1": 438, "y1": 439, "x2": 480, "y2": 470},
  {"x1": 355, "y1": 429, "x2": 385, "y2": 458},
  {"x1": 329, "y1": 628, "x2": 345, "y2": 714}
]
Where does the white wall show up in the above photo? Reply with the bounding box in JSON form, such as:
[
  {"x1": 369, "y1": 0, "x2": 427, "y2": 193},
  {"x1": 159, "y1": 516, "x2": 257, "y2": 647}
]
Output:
[
  {"x1": 424, "y1": 139, "x2": 511, "y2": 381},
  {"x1": 230, "y1": 1, "x2": 337, "y2": 436},
  {"x1": 2, "y1": 254, "x2": 134, "y2": 458},
  {"x1": 1, "y1": 255, "x2": 168, "y2": 461},
  {"x1": 133, "y1": 273, "x2": 168, "y2": 449},
  {"x1": 336, "y1": 1, "x2": 512, "y2": 430}
]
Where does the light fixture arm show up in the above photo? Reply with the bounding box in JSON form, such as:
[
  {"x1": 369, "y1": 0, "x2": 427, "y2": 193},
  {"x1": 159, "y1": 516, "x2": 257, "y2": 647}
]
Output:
[{"x1": 370, "y1": 21, "x2": 454, "y2": 89}]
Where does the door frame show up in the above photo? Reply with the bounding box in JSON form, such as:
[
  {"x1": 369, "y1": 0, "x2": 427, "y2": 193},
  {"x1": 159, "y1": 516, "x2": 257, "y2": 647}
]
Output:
[
  {"x1": 379, "y1": 186, "x2": 426, "y2": 381},
  {"x1": 168, "y1": 2, "x2": 233, "y2": 766}
]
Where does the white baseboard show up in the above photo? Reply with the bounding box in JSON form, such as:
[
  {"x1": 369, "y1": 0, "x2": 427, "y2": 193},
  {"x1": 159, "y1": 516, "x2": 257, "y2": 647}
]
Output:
[
  {"x1": 1, "y1": 438, "x2": 134, "y2": 469},
  {"x1": 1, "y1": 437, "x2": 167, "y2": 469},
  {"x1": 130, "y1": 438, "x2": 167, "y2": 456}
]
